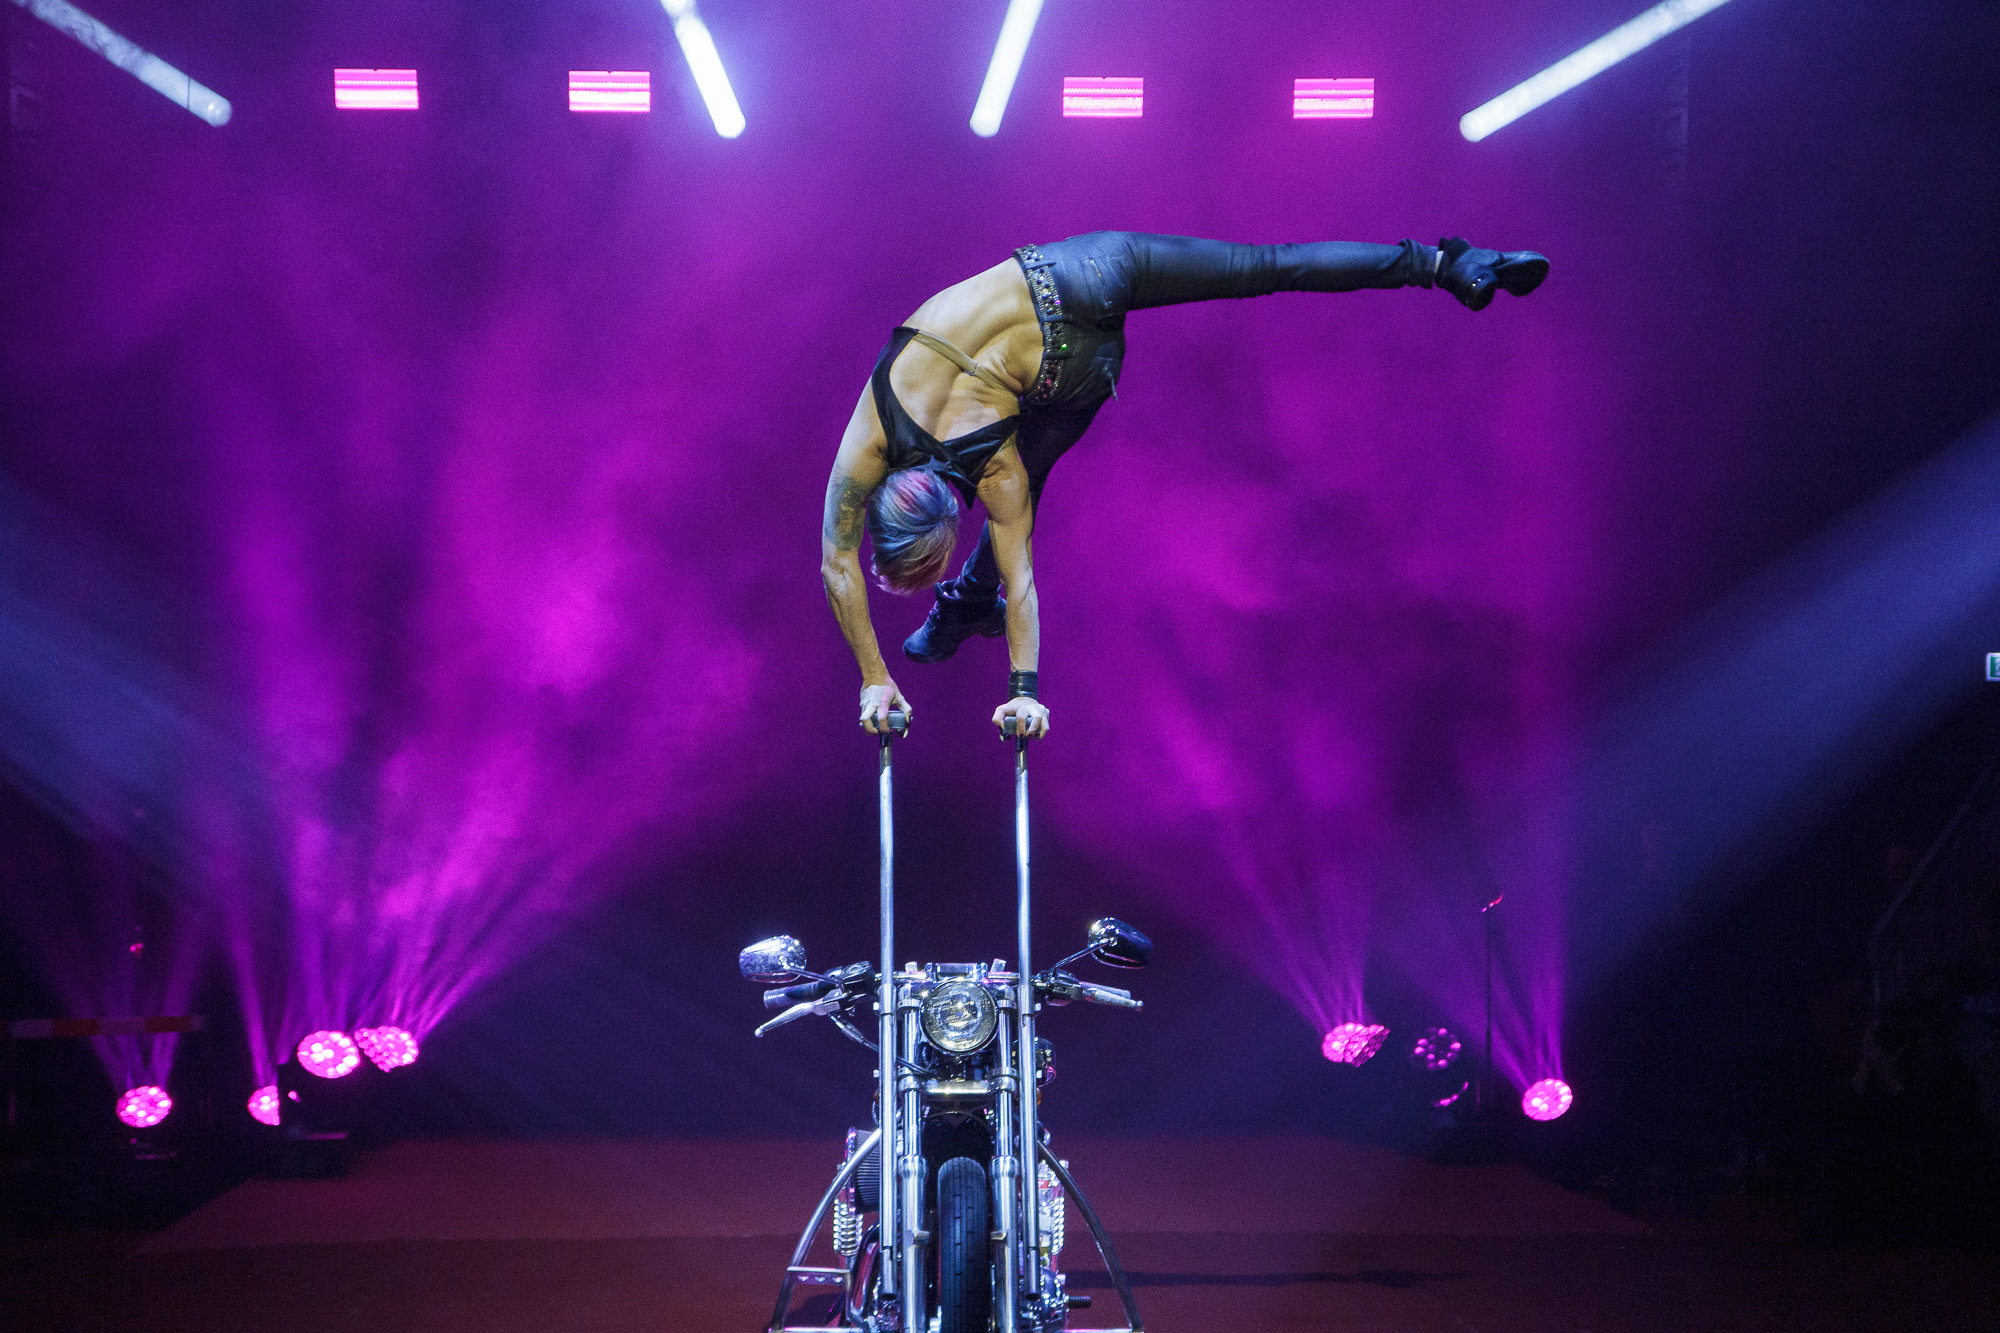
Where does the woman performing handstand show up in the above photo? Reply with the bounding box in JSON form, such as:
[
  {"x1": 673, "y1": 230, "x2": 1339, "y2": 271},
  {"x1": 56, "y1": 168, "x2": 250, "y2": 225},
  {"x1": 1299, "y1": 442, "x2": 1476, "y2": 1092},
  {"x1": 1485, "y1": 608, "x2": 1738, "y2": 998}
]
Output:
[{"x1": 821, "y1": 231, "x2": 1547, "y2": 739}]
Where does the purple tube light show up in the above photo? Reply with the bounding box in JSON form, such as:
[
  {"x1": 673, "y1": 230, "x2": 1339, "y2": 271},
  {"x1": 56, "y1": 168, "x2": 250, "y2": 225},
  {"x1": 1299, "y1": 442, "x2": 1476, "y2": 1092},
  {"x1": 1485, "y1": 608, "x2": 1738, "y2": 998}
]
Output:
[
  {"x1": 1292, "y1": 78, "x2": 1374, "y2": 119},
  {"x1": 1062, "y1": 77, "x2": 1143, "y2": 118},
  {"x1": 297, "y1": 1030, "x2": 361, "y2": 1079},
  {"x1": 568, "y1": 71, "x2": 650, "y2": 114},
  {"x1": 115, "y1": 1085, "x2": 173, "y2": 1127},
  {"x1": 334, "y1": 69, "x2": 419, "y2": 111},
  {"x1": 1321, "y1": 1022, "x2": 1390, "y2": 1066},
  {"x1": 1521, "y1": 1077, "x2": 1573, "y2": 1121}
]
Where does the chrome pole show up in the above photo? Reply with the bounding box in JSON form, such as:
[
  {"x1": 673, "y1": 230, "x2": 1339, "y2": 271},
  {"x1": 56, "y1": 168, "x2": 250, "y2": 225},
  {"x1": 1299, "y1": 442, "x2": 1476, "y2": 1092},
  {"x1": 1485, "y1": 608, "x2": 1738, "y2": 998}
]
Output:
[
  {"x1": 1013, "y1": 732, "x2": 1040, "y2": 1295},
  {"x1": 877, "y1": 730, "x2": 899, "y2": 1305},
  {"x1": 898, "y1": 1005, "x2": 927, "y2": 1332},
  {"x1": 991, "y1": 1018, "x2": 1021, "y2": 1333}
]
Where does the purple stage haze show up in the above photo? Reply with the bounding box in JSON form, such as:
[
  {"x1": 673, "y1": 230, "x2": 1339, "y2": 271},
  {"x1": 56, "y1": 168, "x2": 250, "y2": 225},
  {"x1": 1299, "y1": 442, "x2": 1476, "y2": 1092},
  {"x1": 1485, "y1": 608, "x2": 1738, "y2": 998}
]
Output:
[
  {"x1": 0, "y1": 0, "x2": 1683, "y2": 1107},
  {"x1": 4, "y1": 0, "x2": 1995, "y2": 1129}
]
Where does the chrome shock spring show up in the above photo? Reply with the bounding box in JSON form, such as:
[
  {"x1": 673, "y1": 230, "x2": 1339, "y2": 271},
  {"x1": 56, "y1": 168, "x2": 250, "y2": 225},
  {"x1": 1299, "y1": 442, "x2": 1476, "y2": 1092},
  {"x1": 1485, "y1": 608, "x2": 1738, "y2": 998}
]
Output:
[
  {"x1": 834, "y1": 1127, "x2": 875, "y2": 1258},
  {"x1": 1037, "y1": 1160, "x2": 1065, "y2": 1258},
  {"x1": 833, "y1": 1193, "x2": 861, "y2": 1257}
]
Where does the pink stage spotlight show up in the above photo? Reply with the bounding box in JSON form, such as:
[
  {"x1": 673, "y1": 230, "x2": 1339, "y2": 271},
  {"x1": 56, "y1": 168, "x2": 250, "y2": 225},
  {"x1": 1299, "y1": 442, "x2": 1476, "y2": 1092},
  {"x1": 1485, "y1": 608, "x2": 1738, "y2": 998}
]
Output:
[
  {"x1": 1410, "y1": 1027, "x2": 1463, "y2": 1071},
  {"x1": 569, "y1": 70, "x2": 650, "y2": 113},
  {"x1": 334, "y1": 69, "x2": 419, "y2": 111},
  {"x1": 355, "y1": 1025, "x2": 419, "y2": 1071},
  {"x1": 297, "y1": 1030, "x2": 362, "y2": 1078},
  {"x1": 1522, "y1": 1077, "x2": 1574, "y2": 1121},
  {"x1": 116, "y1": 1085, "x2": 173, "y2": 1128},
  {"x1": 1062, "y1": 77, "x2": 1143, "y2": 119},
  {"x1": 1320, "y1": 1022, "x2": 1390, "y2": 1066},
  {"x1": 1293, "y1": 77, "x2": 1374, "y2": 119},
  {"x1": 247, "y1": 1084, "x2": 281, "y2": 1126}
]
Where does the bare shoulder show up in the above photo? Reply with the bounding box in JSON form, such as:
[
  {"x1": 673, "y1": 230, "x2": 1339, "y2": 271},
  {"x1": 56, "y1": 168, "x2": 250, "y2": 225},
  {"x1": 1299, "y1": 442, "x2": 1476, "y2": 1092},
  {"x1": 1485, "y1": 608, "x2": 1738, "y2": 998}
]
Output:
[
  {"x1": 909, "y1": 259, "x2": 1035, "y2": 346},
  {"x1": 906, "y1": 256, "x2": 1040, "y2": 388}
]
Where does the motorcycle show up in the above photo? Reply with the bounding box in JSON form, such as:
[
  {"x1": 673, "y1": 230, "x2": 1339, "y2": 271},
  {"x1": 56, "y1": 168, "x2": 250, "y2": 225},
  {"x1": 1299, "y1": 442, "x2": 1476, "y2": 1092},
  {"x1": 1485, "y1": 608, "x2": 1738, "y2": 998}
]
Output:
[{"x1": 739, "y1": 714, "x2": 1149, "y2": 1333}]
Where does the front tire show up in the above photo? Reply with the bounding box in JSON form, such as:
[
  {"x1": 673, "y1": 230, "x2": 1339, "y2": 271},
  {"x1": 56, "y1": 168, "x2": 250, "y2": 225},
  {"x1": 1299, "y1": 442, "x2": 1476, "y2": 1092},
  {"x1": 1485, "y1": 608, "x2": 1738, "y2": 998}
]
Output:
[{"x1": 937, "y1": 1156, "x2": 991, "y2": 1333}]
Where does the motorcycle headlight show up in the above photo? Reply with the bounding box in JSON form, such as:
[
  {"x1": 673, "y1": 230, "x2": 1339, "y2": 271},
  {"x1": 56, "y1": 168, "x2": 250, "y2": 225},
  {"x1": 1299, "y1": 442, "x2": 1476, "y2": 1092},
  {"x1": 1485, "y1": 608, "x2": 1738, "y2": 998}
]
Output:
[{"x1": 921, "y1": 979, "x2": 999, "y2": 1054}]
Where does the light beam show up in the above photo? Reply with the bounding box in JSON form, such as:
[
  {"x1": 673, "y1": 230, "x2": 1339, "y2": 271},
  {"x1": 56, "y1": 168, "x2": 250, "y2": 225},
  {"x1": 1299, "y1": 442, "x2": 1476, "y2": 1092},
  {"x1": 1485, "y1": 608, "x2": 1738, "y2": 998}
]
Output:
[
  {"x1": 1460, "y1": 0, "x2": 1733, "y2": 142},
  {"x1": 661, "y1": 0, "x2": 745, "y2": 138},
  {"x1": 8, "y1": 0, "x2": 231, "y2": 127},
  {"x1": 971, "y1": 0, "x2": 1044, "y2": 137}
]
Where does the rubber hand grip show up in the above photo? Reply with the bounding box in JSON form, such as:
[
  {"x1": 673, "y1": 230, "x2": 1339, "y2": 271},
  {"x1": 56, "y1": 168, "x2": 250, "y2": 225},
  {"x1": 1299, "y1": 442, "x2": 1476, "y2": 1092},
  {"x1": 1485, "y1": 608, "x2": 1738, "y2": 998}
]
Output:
[{"x1": 763, "y1": 977, "x2": 836, "y2": 1010}]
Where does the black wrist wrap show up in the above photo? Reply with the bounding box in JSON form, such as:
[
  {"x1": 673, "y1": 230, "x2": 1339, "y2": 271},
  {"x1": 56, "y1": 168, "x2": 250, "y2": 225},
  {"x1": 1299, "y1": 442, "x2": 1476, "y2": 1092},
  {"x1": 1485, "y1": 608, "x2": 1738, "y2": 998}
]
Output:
[{"x1": 1008, "y1": 670, "x2": 1039, "y2": 701}]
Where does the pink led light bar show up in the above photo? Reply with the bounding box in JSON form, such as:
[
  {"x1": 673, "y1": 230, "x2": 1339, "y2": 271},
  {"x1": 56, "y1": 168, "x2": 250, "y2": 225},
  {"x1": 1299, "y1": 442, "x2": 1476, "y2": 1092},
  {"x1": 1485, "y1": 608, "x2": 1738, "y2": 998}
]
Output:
[
  {"x1": 569, "y1": 70, "x2": 650, "y2": 113},
  {"x1": 1294, "y1": 77, "x2": 1374, "y2": 119},
  {"x1": 1062, "y1": 76, "x2": 1143, "y2": 119},
  {"x1": 334, "y1": 69, "x2": 419, "y2": 111}
]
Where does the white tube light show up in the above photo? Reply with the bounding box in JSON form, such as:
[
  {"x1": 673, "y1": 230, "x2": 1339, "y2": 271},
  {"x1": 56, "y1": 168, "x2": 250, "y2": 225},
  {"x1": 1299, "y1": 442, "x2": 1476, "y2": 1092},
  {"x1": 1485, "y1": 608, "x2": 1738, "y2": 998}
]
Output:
[
  {"x1": 10, "y1": 0, "x2": 231, "y2": 126},
  {"x1": 970, "y1": 0, "x2": 1044, "y2": 138},
  {"x1": 661, "y1": 0, "x2": 745, "y2": 139},
  {"x1": 1460, "y1": 0, "x2": 1733, "y2": 142}
]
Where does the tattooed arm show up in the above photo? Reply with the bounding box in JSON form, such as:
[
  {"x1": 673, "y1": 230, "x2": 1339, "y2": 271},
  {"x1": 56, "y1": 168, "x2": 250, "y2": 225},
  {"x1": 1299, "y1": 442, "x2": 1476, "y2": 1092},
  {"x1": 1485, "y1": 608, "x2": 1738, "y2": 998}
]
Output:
[{"x1": 821, "y1": 391, "x2": 910, "y2": 733}]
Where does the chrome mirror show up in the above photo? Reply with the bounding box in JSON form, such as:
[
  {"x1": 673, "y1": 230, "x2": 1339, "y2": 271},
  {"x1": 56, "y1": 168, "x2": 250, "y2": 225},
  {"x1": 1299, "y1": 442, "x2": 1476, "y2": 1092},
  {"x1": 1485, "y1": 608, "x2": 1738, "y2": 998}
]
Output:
[
  {"x1": 1086, "y1": 917, "x2": 1151, "y2": 969},
  {"x1": 739, "y1": 935, "x2": 808, "y2": 984}
]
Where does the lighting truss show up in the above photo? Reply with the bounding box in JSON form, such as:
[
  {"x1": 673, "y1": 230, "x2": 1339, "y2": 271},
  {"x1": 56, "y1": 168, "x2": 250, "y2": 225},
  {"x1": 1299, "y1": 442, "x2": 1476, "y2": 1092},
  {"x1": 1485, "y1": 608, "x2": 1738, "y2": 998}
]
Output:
[
  {"x1": 660, "y1": 0, "x2": 745, "y2": 138},
  {"x1": 9, "y1": 0, "x2": 231, "y2": 126},
  {"x1": 970, "y1": 0, "x2": 1044, "y2": 137},
  {"x1": 1460, "y1": 0, "x2": 1734, "y2": 142}
]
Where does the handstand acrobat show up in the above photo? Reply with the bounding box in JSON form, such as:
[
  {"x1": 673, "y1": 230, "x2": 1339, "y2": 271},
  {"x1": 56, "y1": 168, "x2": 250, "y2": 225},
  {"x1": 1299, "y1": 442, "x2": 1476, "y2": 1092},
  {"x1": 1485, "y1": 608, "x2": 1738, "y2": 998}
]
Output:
[{"x1": 820, "y1": 232, "x2": 1548, "y2": 739}]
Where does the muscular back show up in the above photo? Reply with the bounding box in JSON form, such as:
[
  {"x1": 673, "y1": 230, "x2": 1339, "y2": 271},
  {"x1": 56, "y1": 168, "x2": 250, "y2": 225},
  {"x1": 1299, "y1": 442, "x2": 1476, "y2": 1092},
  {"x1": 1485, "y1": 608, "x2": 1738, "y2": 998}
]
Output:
[{"x1": 883, "y1": 259, "x2": 1043, "y2": 443}]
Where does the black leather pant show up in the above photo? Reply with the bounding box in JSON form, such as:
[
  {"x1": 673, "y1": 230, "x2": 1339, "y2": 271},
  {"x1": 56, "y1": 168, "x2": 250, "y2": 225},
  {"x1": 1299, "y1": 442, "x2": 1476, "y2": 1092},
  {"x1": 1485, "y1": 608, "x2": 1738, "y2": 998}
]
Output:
[{"x1": 940, "y1": 231, "x2": 1437, "y2": 608}]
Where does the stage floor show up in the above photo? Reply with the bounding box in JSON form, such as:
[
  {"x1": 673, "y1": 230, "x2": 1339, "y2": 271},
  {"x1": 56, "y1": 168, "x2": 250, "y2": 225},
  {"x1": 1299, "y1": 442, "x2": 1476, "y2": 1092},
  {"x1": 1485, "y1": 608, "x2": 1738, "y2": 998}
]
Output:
[{"x1": 6, "y1": 1135, "x2": 1996, "y2": 1331}]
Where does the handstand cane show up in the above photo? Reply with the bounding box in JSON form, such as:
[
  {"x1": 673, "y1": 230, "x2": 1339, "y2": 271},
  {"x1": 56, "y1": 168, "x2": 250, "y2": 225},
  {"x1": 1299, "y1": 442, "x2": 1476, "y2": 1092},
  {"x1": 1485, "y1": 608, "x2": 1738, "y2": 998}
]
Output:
[
  {"x1": 1002, "y1": 717, "x2": 1041, "y2": 1305},
  {"x1": 875, "y1": 710, "x2": 908, "y2": 1323}
]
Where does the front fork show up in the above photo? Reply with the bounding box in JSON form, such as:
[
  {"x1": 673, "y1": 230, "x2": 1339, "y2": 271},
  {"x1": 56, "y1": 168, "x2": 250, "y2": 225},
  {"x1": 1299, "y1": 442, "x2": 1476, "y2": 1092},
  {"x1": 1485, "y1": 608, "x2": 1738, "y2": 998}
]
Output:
[
  {"x1": 991, "y1": 1018, "x2": 1022, "y2": 1333},
  {"x1": 895, "y1": 1003, "x2": 927, "y2": 1333},
  {"x1": 889, "y1": 993, "x2": 1041, "y2": 1333}
]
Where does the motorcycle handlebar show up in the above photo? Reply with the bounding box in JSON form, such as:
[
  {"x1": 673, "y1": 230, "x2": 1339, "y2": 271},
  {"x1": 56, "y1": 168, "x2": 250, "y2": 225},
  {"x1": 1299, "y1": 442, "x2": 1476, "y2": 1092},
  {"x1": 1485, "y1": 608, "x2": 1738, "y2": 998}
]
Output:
[
  {"x1": 1034, "y1": 969, "x2": 1142, "y2": 1011},
  {"x1": 1076, "y1": 981, "x2": 1142, "y2": 1010},
  {"x1": 754, "y1": 999, "x2": 824, "y2": 1037},
  {"x1": 763, "y1": 977, "x2": 836, "y2": 1010},
  {"x1": 763, "y1": 963, "x2": 875, "y2": 1010}
]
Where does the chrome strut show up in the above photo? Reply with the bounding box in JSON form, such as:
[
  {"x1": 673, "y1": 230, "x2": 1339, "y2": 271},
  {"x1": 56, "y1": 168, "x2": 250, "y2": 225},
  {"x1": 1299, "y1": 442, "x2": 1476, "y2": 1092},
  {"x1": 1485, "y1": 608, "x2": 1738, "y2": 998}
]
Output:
[
  {"x1": 876, "y1": 727, "x2": 899, "y2": 1307},
  {"x1": 1013, "y1": 730, "x2": 1040, "y2": 1295}
]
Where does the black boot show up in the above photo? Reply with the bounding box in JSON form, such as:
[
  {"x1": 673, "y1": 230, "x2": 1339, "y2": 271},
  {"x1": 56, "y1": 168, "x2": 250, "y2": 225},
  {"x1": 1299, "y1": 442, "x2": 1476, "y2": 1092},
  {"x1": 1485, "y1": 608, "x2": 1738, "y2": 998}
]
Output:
[
  {"x1": 904, "y1": 594, "x2": 1007, "y2": 664},
  {"x1": 1436, "y1": 237, "x2": 1549, "y2": 311}
]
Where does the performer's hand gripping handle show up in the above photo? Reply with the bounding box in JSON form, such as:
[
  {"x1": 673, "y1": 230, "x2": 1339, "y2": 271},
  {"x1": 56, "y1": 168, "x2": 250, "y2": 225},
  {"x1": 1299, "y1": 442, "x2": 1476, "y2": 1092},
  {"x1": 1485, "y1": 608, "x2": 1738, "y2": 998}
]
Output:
[
  {"x1": 866, "y1": 708, "x2": 909, "y2": 739},
  {"x1": 996, "y1": 701, "x2": 1049, "y2": 740},
  {"x1": 858, "y1": 682, "x2": 911, "y2": 735}
]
